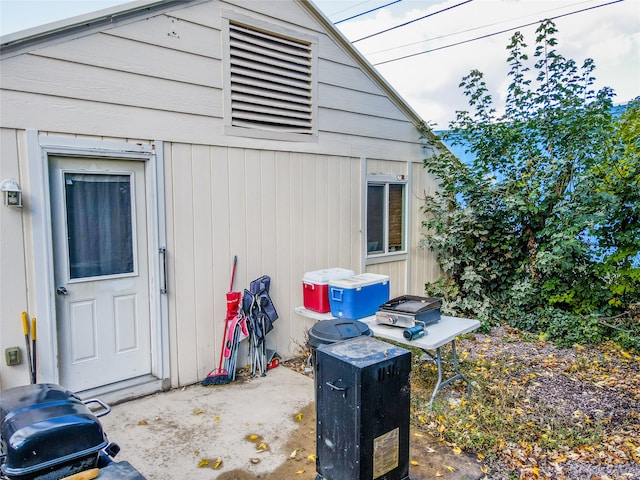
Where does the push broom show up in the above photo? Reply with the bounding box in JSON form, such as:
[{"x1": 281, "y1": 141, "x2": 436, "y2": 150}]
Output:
[{"x1": 202, "y1": 256, "x2": 240, "y2": 386}]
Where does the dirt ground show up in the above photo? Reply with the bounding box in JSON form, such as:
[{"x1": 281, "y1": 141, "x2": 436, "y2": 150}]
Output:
[{"x1": 218, "y1": 387, "x2": 483, "y2": 480}]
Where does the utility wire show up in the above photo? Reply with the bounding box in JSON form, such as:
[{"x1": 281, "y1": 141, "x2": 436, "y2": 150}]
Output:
[
  {"x1": 335, "y1": 0, "x2": 404, "y2": 24},
  {"x1": 325, "y1": 0, "x2": 370, "y2": 19},
  {"x1": 373, "y1": 0, "x2": 625, "y2": 65},
  {"x1": 352, "y1": 0, "x2": 474, "y2": 43},
  {"x1": 365, "y1": 0, "x2": 596, "y2": 56}
]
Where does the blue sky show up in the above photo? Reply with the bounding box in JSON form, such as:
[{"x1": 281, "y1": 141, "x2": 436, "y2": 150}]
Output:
[{"x1": 1, "y1": 0, "x2": 638, "y2": 127}]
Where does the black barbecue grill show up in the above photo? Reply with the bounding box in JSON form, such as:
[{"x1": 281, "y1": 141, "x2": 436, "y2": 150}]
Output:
[
  {"x1": 0, "y1": 384, "x2": 128, "y2": 480},
  {"x1": 376, "y1": 295, "x2": 443, "y2": 328}
]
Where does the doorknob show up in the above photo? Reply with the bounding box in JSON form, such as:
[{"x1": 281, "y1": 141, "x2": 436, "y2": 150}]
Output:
[{"x1": 56, "y1": 286, "x2": 68, "y2": 296}]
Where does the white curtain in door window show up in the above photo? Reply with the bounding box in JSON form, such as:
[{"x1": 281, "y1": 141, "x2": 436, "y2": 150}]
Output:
[{"x1": 64, "y1": 173, "x2": 134, "y2": 279}]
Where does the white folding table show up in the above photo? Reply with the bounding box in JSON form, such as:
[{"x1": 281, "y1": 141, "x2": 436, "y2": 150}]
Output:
[
  {"x1": 294, "y1": 307, "x2": 481, "y2": 408},
  {"x1": 360, "y1": 315, "x2": 481, "y2": 408}
]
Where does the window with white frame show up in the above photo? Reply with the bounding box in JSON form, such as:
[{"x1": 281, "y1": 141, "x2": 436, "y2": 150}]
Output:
[{"x1": 367, "y1": 175, "x2": 407, "y2": 256}]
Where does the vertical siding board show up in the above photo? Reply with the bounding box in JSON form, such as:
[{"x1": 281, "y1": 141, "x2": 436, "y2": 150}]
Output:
[
  {"x1": 228, "y1": 148, "x2": 248, "y2": 288},
  {"x1": 289, "y1": 152, "x2": 306, "y2": 351},
  {"x1": 192, "y1": 145, "x2": 215, "y2": 380},
  {"x1": 244, "y1": 149, "x2": 263, "y2": 281},
  {"x1": 350, "y1": 158, "x2": 361, "y2": 269},
  {"x1": 0, "y1": 129, "x2": 29, "y2": 387},
  {"x1": 301, "y1": 154, "x2": 317, "y2": 271},
  {"x1": 258, "y1": 150, "x2": 279, "y2": 353},
  {"x1": 326, "y1": 156, "x2": 340, "y2": 268},
  {"x1": 289, "y1": 152, "x2": 304, "y2": 273},
  {"x1": 211, "y1": 146, "x2": 232, "y2": 370},
  {"x1": 411, "y1": 161, "x2": 439, "y2": 295},
  {"x1": 163, "y1": 144, "x2": 180, "y2": 387},
  {"x1": 337, "y1": 157, "x2": 351, "y2": 270},
  {"x1": 170, "y1": 143, "x2": 199, "y2": 385},
  {"x1": 259, "y1": 150, "x2": 277, "y2": 277},
  {"x1": 315, "y1": 154, "x2": 329, "y2": 267},
  {"x1": 275, "y1": 151, "x2": 295, "y2": 356}
]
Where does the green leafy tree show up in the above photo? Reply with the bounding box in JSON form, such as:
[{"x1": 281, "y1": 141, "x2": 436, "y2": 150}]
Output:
[{"x1": 420, "y1": 20, "x2": 640, "y2": 347}]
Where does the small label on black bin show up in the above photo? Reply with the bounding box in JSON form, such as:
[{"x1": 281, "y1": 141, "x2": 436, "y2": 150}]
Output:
[{"x1": 373, "y1": 427, "x2": 399, "y2": 478}]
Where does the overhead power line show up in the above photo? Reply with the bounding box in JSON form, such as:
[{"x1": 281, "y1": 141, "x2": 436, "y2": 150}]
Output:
[
  {"x1": 372, "y1": 0, "x2": 625, "y2": 66},
  {"x1": 335, "y1": 0, "x2": 404, "y2": 24},
  {"x1": 352, "y1": 0, "x2": 474, "y2": 43},
  {"x1": 365, "y1": 0, "x2": 596, "y2": 56}
]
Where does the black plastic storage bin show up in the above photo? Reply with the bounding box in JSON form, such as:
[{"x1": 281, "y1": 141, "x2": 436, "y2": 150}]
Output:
[
  {"x1": 315, "y1": 336, "x2": 411, "y2": 480},
  {"x1": 0, "y1": 384, "x2": 114, "y2": 480},
  {"x1": 307, "y1": 319, "x2": 372, "y2": 368}
]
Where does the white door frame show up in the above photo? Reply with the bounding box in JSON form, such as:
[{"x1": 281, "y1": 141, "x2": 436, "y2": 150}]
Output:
[{"x1": 27, "y1": 131, "x2": 169, "y2": 393}]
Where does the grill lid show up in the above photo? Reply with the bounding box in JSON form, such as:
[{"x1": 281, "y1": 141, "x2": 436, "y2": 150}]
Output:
[
  {"x1": 379, "y1": 295, "x2": 442, "y2": 314},
  {"x1": 0, "y1": 384, "x2": 107, "y2": 477}
]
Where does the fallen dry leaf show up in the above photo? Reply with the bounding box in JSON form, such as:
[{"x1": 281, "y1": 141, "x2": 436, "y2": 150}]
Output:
[
  {"x1": 290, "y1": 449, "x2": 298, "y2": 459},
  {"x1": 295, "y1": 412, "x2": 303, "y2": 421},
  {"x1": 410, "y1": 460, "x2": 419, "y2": 466},
  {"x1": 307, "y1": 454, "x2": 316, "y2": 462},
  {"x1": 197, "y1": 459, "x2": 209, "y2": 468},
  {"x1": 213, "y1": 458, "x2": 223, "y2": 470},
  {"x1": 138, "y1": 420, "x2": 148, "y2": 426},
  {"x1": 453, "y1": 446, "x2": 462, "y2": 455},
  {"x1": 295, "y1": 469, "x2": 305, "y2": 474},
  {"x1": 193, "y1": 409, "x2": 203, "y2": 415},
  {"x1": 250, "y1": 458, "x2": 260, "y2": 464}
]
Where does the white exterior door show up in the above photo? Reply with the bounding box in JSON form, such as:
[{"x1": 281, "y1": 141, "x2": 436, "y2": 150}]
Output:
[{"x1": 50, "y1": 156, "x2": 152, "y2": 392}]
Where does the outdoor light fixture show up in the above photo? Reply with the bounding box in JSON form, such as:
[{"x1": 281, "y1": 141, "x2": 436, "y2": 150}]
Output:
[{"x1": 1, "y1": 178, "x2": 22, "y2": 207}]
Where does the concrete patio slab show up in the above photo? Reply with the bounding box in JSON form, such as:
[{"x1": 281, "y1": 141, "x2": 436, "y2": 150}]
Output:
[{"x1": 99, "y1": 366, "x2": 315, "y2": 480}]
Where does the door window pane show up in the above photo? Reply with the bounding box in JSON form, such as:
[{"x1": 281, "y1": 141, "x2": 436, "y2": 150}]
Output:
[{"x1": 65, "y1": 173, "x2": 134, "y2": 279}]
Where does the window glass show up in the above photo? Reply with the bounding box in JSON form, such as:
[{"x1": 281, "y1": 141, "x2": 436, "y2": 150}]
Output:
[
  {"x1": 65, "y1": 173, "x2": 134, "y2": 279},
  {"x1": 367, "y1": 181, "x2": 406, "y2": 256},
  {"x1": 388, "y1": 184, "x2": 405, "y2": 252},
  {"x1": 367, "y1": 184, "x2": 385, "y2": 254}
]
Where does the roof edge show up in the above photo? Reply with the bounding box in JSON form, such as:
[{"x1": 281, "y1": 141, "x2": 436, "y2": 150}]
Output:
[
  {"x1": 1, "y1": 0, "x2": 189, "y2": 56},
  {"x1": 298, "y1": 0, "x2": 436, "y2": 141}
]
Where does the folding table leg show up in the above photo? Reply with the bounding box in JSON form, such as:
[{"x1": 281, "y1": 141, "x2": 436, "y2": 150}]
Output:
[{"x1": 425, "y1": 340, "x2": 472, "y2": 410}]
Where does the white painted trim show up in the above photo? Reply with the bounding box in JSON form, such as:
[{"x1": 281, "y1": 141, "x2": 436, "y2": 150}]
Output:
[
  {"x1": 221, "y1": 9, "x2": 319, "y2": 143},
  {"x1": 27, "y1": 130, "x2": 58, "y2": 384},
  {"x1": 27, "y1": 133, "x2": 168, "y2": 389},
  {"x1": 364, "y1": 171, "x2": 410, "y2": 264},
  {"x1": 153, "y1": 141, "x2": 171, "y2": 383}
]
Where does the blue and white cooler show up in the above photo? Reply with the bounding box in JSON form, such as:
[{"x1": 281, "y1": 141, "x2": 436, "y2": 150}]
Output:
[{"x1": 328, "y1": 273, "x2": 390, "y2": 319}]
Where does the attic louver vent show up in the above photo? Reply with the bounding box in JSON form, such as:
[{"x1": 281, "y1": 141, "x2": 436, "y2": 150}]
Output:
[{"x1": 229, "y1": 22, "x2": 313, "y2": 134}]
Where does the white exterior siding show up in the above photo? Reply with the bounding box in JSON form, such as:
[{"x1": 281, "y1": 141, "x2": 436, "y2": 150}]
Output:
[
  {"x1": 163, "y1": 143, "x2": 361, "y2": 385},
  {"x1": 0, "y1": 0, "x2": 443, "y2": 394}
]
